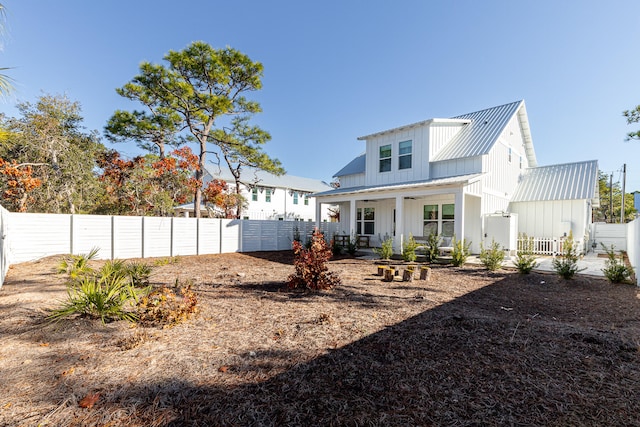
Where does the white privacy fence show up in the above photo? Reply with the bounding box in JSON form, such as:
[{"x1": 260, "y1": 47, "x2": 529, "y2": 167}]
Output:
[
  {"x1": 627, "y1": 218, "x2": 640, "y2": 286},
  {"x1": 0, "y1": 210, "x2": 339, "y2": 288}
]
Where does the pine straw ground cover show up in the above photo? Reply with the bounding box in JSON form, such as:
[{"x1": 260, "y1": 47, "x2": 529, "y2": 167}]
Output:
[{"x1": 1, "y1": 252, "x2": 639, "y2": 427}]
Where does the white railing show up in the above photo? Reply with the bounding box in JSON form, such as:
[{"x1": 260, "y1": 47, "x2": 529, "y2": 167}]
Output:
[{"x1": 517, "y1": 236, "x2": 567, "y2": 256}]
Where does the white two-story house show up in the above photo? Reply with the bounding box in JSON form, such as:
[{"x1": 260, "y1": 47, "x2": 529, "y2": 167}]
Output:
[
  {"x1": 176, "y1": 165, "x2": 335, "y2": 222},
  {"x1": 314, "y1": 100, "x2": 599, "y2": 253}
]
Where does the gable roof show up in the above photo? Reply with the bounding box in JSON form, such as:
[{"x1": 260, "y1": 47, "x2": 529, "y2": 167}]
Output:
[
  {"x1": 204, "y1": 165, "x2": 332, "y2": 193},
  {"x1": 510, "y1": 160, "x2": 599, "y2": 202},
  {"x1": 334, "y1": 100, "x2": 537, "y2": 177},
  {"x1": 433, "y1": 100, "x2": 536, "y2": 165}
]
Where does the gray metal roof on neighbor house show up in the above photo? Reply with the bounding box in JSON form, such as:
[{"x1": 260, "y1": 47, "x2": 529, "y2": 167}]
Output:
[
  {"x1": 313, "y1": 173, "x2": 483, "y2": 198},
  {"x1": 510, "y1": 160, "x2": 599, "y2": 202},
  {"x1": 433, "y1": 100, "x2": 530, "y2": 162},
  {"x1": 204, "y1": 165, "x2": 331, "y2": 193}
]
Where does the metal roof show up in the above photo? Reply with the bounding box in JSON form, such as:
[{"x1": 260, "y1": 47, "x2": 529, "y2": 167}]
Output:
[
  {"x1": 333, "y1": 153, "x2": 365, "y2": 177},
  {"x1": 510, "y1": 160, "x2": 599, "y2": 202},
  {"x1": 204, "y1": 165, "x2": 332, "y2": 193},
  {"x1": 433, "y1": 100, "x2": 527, "y2": 162},
  {"x1": 314, "y1": 173, "x2": 483, "y2": 198}
]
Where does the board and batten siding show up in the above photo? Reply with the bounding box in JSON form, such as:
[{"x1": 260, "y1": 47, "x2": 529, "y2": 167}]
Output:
[
  {"x1": 509, "y1": 199, "x2": 588, "y2": 240},
  {"x1": 364, "y1": 126, "x2": 430, "y2": 186},
  {"x1": 429, "y1": 122, "x2": 466, "y2": 160},
  {"x1": 430, "y1": 156, "x2": 482, "y2": 179},
  {"x1": 338, "y1": 173, "x2": 365, "y2": 189}
]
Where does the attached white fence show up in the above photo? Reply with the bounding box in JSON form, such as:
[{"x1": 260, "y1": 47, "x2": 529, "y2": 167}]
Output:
[
  {"x1": 0, "y1": 210, "x2": 339, "y2": 288},
  {"x1": 517, "y1": 236, "x2": 567, "y2": 256}
]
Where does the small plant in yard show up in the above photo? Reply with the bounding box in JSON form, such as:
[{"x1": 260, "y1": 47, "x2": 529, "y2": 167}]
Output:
[
  {"x1": 425, "y1": 233, "x2": 441, "y2": 263},
  {"x1": 402, "y1": 234, "x2": 419, "y2": 262},
  {"x1": 450, "y1": 236, "x2": 471, "y2": 267},
  {"x1": 514, "y1": 233, "x2": 539, "y2": 274},
  {"x1": 57, "y1": 247, "x2": 99, "y2": 280},
  {"x1": 479, "y1": 239, "x2": 504, "y2": 271},
  {"x1": 373, "y1": 236, "x2": 394, "y2": 260},
  {"x1": 552, "y1": 231, "x2": 584, "y2": 279},
  {"x1": 136, "y1": 279, "x2": 198, "y2": 326},
  {"x1": 288, "y1": 228, "x2": 341, "y2": 290},
  {"x1": 345, "y1": 233, "x2": 359, "y2": 256},
  {"x1": 49, "y1": 273, "x2": 142, "y2": 323},
  {"x1": 125, "y1": 261, "x2": 153, "y2": 287},
  {"x1": 601, "y1": 243, "x2": 635, "y2": 284}
]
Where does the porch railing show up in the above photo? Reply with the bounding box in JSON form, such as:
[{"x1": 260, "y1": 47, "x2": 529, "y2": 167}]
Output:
[{"x1": 517, "y1": 236, "x2": 566, "y2": 256}]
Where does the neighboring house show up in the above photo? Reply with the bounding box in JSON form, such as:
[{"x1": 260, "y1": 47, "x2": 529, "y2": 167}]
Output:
[
  {"x1": 633, "y1": 191, "x2": 640, "y2": 213},
  {"x1": 176, "y1": 165, "x2": 335, "y2": 222},
  {"x1": 313, "y1": 100, "x2": 599, "y2": 253}
]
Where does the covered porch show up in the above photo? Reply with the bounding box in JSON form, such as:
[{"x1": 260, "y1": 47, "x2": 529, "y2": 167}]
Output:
[{"x1": 314, "y1": 175, "x2": 484, "y2": 254}]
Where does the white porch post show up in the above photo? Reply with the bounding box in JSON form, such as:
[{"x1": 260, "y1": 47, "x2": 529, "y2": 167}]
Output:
[
  {"x1": 315, "y1": 200, "x2": 322, "y2": 229},
  {"x1": 455, "y1": 190, "x2": 464, "y2": 241},
  {"x1": 395, "y1": 195, "x2": 404, "y2": 253},
  {"x1": 349, "y1": 199, "x2": 357, "y2": 237}
]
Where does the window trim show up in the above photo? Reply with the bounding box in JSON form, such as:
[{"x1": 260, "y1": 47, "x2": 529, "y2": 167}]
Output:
[
  {"x1": 265, "y1": 188, "x2": 272, "y2": 203},
  {"x1": 398, "y1": 140, "x2": 412, "y2": 170},
  {"x1": 379, "y1": 144, "x2": 392, "y2": 173},
  {"x1": 293, "y1": 192, "x2": 298, "y2": 205}
]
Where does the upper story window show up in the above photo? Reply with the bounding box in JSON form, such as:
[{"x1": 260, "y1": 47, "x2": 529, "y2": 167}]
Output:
[
  {"x1": 379, "y1": 144, "x2": 392, "y2": 172},
  {"x1": 265, "y1": 188, "x2": 272, "y2": 203},
  {"x1": 304, "y1": 195, "x2": 309, "y2": 206},
  {"x1": 398, "y1": 140, "x2": 412, "y2": 170},
  {"x1": 508, "y1": 147, "x2": 512, "y2": 163},
  {"x1": 251, "y1": 188, "x2": 258, "y2": 201},
  {"x1": 293, "y1": 192, "x2": 299, "y2": 205}
]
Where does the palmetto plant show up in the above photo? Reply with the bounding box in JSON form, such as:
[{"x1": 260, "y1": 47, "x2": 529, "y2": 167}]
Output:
[
  {"x1": 57, "y1": 247, "x2": 100, "y2": 280},
  {"x1": 49, "y1": 274, "x2": 141, "y2": 323}
]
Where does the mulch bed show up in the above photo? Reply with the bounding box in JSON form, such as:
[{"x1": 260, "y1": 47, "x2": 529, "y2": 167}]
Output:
[{"x1": 1, "y1": 251, "x2": 639, "y2": 426}]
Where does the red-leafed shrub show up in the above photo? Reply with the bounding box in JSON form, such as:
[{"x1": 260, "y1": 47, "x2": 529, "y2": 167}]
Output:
[{"x1": 288, "y1": 229, "x2": 341, "y2": 290}]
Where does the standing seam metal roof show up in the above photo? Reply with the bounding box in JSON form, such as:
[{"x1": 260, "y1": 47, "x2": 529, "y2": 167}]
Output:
[
  {"x1": 432, "y1": 100, "x2": 523, "y2": 161},
  {"x1": 510, "y1": 160, "x2": 599, "y2": 202}
]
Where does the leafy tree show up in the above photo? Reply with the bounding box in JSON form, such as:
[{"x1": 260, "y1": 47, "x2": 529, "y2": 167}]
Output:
[
  {"x1": 623, "y1": 105, "x2": 640, "y2": 141},
  {"x1": 96, "y1": 147, "x2": 199, "y2": 216},
  {"x1": 0, "y1": 158, "x2": 42, "y2": 211},
  {"x1": 113, "y1": 41, "x2": 283, "y2": 218},
  {"x1": 0, "y1": 94, "x2": 105, "y2": 213},
  {"x1": 202, "y1": 178, "x2": 247, "y2": 218},
  {"x1": 594, "y1": 170, "x2": 636, "y2": 223}
]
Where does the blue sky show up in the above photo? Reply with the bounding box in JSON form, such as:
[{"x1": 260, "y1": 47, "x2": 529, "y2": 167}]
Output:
[{"x1": 2, "y1": 0, "x2": 640, "y2": 192}]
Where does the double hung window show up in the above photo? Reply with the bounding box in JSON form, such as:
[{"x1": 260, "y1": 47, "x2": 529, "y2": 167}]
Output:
[
  {"x1": 398, "y1": 140, "x2": 412, "y2": 170},
  {"x1": 379, "y1": 145, "x2": 391, "y2": 172},
  {"x1": 357, "y1": 207, "x2": 375, "y2": 235}
]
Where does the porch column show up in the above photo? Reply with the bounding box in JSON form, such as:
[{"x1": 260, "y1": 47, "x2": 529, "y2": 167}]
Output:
[
  {"x1": 315, "y1": 200, "x2": 322, "y2": 229},
  {"x1": 395, "y1": 195, "x2": 404, "y2": 253},
  {"x1": 455, "y1": 190, "x2": 464, "y2": 241},
  {"x1": 349, "y1": 199, "x2": 357, "y2": 237}
]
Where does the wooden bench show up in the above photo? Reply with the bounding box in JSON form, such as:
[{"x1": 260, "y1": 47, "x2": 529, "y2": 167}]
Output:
[{"x1": 334, "y1": 235, "x2": 370, "y2": 248}]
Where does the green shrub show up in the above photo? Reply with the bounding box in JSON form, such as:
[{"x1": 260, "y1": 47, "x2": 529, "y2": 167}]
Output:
[
  {"x1": 330, "y1": 236, "x2": 343, "y2": 256},
  {"x1": 402, "y1": 234, "x2": 419, "y2": 262},
  {"x1": 346, "y1": 234, "x2": 358, "y2": 256},
  {"x1": 479, "y1": 239, "x2": 504, "y2": 271},
  {"x1": 57, "y1": 247, "x2": 99, "y2": 280},
  {"x1": 451, "y1": 236, "x2": 471, "y2": 267},
  {"x1": 373, "y1": 236, "x2": 394, "y2": 260},
  {"x1": 49, "y1": 273, "x2": 142, "y2": 323},
  {"x1": 514, "y1": 234, "x2": 539, "y2": 274},
  {"x1": 425, "y1": 234, "x2": 441, "y2": 263},
  {"x1": 601, "y1": 243, "x2": 634, "y2": 284},
  {"x1": 552, "y1": 231, "x2": 583, "y2": 279},
  {"x1": 126, "y1": 261, "x2": 153, "y2": 287}
]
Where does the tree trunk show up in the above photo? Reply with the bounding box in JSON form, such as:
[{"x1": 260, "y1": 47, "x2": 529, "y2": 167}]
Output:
[{"x1": 194, "y1": 139, "x2": 206, "y2": 218}]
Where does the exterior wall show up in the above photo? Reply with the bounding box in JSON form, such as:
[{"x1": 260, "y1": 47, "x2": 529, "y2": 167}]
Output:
[
  {"x1": 626, "y1": 217, "x2": 640, "y2": 285},
  {"x1": 429, "y1": 122, "x2": 465, "y2": 159},
  {"x1": 339, "y1": 173, "x2": 365, "y2": 189},
  {"x1": 509, "y1": 199, "x2": 589, "y2": 241},
  {"x1": 430, "y1": 156, "x2": 482, "y2": 179},
  {"x1": 237, "y1": 184, "x2": 331, "y2": 222},
  {"x1": 481, "y1": 191, "x2": 511, "y2": 216},
  {"x1": 363, "y1": 125, "x2": 430, "y2": 186},
  {"x1": 483, "y1": 114, "x2": 530, "y2": 198},
  {"x1": 464, "y1": 194, "x2": 482, "y2": 253}
]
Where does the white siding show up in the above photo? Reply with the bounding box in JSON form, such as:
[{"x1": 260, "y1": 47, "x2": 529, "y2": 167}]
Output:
[
  {"x1": 430, "y1": 156, "x2": 482, "y2": 179},
  {"x1": 429, "y1": 122, "x2": 465, "y2": 159},
  {"x1": 364, "y1": 125, "x2": 430, "y2": 186},
  {"x1": 339, "y1": 173, "x2": 365, "y2": 188},
  {"x1": 510, "y1": 199, "x2": 588, "y2": 240},
  {"x1": 483, "y1": 114, "x2": 528, "y2": 197},
  {"x1": 464, "y1": 195, "x2": 482, "y2": 253}
]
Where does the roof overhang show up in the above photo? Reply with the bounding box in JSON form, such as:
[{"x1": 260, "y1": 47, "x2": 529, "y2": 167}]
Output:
[
  {"x1": 517, "y1": 102, "x2": 538, "y2": 167},
  {"x1": 314, "y1": 173, "x2": 483, "y2": 200},
  {"x1": 357, "y1": 118, "x2": 471, "y2": 141}
]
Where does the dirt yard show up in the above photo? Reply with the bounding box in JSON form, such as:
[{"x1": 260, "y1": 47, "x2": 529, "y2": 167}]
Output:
[{"x1": 1, "y1": 251, "x2": 639, "y2": 426}]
